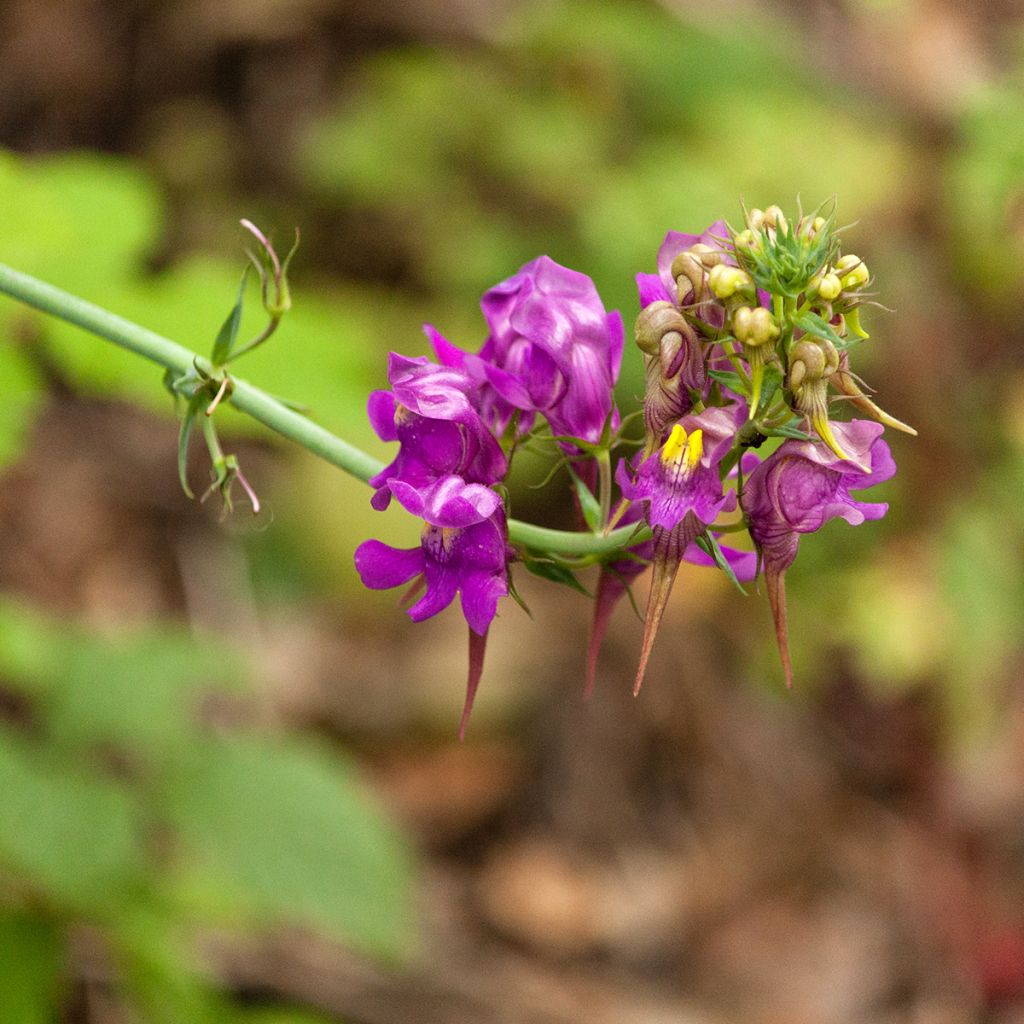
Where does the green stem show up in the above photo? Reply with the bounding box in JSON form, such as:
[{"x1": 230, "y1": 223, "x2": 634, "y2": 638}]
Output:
[
  {"x1": 226, "y1": 313, "x2": 281, "y2": 364},
  {"x1": 596, "y1": 450, "x2": 612, "y2": 528},
  {"x1": 0, "y1": 263, "x2": 645, "y2": 557}
]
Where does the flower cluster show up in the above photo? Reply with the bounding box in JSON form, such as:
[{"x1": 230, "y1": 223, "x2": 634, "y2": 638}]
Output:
[
  {"x1": 357, "y1": 202, "x2": 914, "y2": 732},
  {"x1": 355, "y1": 258, "x2": 623, "y2": 737}
]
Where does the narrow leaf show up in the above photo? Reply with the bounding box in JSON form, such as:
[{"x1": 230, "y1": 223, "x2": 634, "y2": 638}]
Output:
[
  {"x1": 708, "y1": 369, "x2": 747, "y2": 393},
  {"x1": 792, "y1": 310, "x2": 844, "y2": 347},
  {"x1": 522, "y1": 557, "x2": 592, "y2": 597},
  {"x1": 567, "y1": 467, "x2": 602, "y2": 531},
  {"x1": 177, "y1": 392, "x2": 206, "y2": 500},
  {"x1": 211, "y1": 267, "x2": 249, "y2": 366},
  {"x1": 758, "y1": 421, "x2": 813, "y2": 441},
  {"x1": 696, "y1": 531, "x2": 747, "y2": 595}
]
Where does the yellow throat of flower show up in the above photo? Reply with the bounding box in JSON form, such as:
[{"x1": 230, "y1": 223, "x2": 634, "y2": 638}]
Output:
[{"x1": 660, "y1": 424, "x2": 703, "y2": 474}]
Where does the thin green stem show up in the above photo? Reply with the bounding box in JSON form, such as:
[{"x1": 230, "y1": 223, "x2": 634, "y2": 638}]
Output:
[
  {"x1": 596, "y1": 450, "x2": 612, "y2": 528},
  {"x1": 226, "y1": 314, "x2": 282, "y2": 364},
  {"x1": 0, "y1": 263, "x2": 646, "y2": 557}
]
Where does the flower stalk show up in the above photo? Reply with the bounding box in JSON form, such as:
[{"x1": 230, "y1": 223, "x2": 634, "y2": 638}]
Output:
[{"x1": 0, "y1": 261, "x2": 644, "y2": 556}]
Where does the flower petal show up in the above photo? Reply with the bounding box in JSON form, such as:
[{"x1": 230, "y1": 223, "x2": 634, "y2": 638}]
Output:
[{"x1": 354, "y1": 540, "x2": 424, "y2": 590}]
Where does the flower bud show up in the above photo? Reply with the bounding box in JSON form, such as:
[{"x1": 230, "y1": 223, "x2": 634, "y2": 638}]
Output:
[
  {"x1": 763, "y1": 205, "x2": 788, "y2": 234},
  {"x1": 635, "y1": 301, "x2": 689, "y2": 356},
  {"x1": 708, "y1": 264, "x2": 753, "y2": 300},
  {"x1": 787, "y1": 340, "x2": 826, "y2": 391},
  {"x1": 835, "y1": 253, "x2": 869, "y2": 290},
  {"x1": 746, "y1": 207, "x2": 766, "y2": 231},
  {"x1": 811, "y1": 271, "x2": 843, "y2": 302},
  {"x1": 788, "y1": 339, "x2": 845, "y2": 459},
  {"x1": 733, "y1": 229, "x2": 760, "y2": 252},
  {"x1": 689, "y1": 242, "x2": 722, "y2": 268},
  {"x1": 800, "y1": 215, "x2": 827, "y2": 238},
  {"x1": 732, "y1": 306, "x2": 780, "y2": 347}
]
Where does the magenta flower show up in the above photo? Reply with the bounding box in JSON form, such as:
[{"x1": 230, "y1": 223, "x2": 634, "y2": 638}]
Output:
[
  {"x1": 616, "y1": 404, "x2": 741, "y2": 693},
  {"x1": 619, "y1": 404, "x2": 738, "y2": 532},
  {"x1": 355, "y1": 507, "x2": 510, "y2": 739},
  {"x1": 742, "y1": 419, "x2": 896, "y2": 686},
  {"x1": 430, "y1": 257, "x2": 624, "y2": 444},
  {"x1": 367, "y1": 353, "x2": 507, "y2": 515}
]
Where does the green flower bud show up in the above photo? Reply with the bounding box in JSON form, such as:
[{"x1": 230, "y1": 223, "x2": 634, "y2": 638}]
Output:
[{"x1": 708, "y1": 264, "x2": 753, "y2": 300}]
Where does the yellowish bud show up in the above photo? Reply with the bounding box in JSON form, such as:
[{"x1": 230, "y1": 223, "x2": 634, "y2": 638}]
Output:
[
  {"x1": 835, "y1": 253, "x2": 869, "y2": 290},
  {"x1": 689, "y1": 242, "x2": 722, "y2": 268},
  {"x1": 733, "y1": 229, "x2": 759, "y2": 251},
  {"x1": 708, "y1": 264, "x2": 753, "y2": 299},
  {"x1": 763, "y1": 204, "x2": 788, "y2": 233},
  {"x1": 812, "y1": 271, "x2": 843, "y2": 302},
  {"x1": 733, "y1": 305, "x2": 780, "y2": 347},
  {"x1": 746, "y1": 207, "x2": 766, "y2": 231}
]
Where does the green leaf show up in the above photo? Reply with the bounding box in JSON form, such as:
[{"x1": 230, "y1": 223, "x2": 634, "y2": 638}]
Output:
[
  {"x1": 695, "y1": 532, "x2": 747, "y2": 595},
  {"x1": 792, "y1": 310, "x2": 844, "y2": 347},
  {"x1": 757, "y1": 421, "x2": 812, "y2": 441},
  {"x1": 0, "y1": 913, "x2": 66, "y2": 1024},
  {"x1": 708, "y1": 368, "x2": 749, "y2": 397},
  {"x1": 757, "y1": 364, "x2": 784, "y2": 409},
  {"x1": 177, "y1": 391, "x2": 206, "y2": 500},
  {"x1": 0, "y1": 600, "x2": 244, "y2": 758},
  {"x1": 0, "y1": 727, "x2": 143, "y2": 910},
  {"x1": 211, "y1": 267, "x2": 250, "y2": 365},
  {"x1": 114, "y1": 909, "x2": 230, "y2": 1024},
  {"x1": 522, "y1": 556, "x2": 592, "y2": 596},
  {"x1": 165, "y1": 735, "x2": 414, "y2": 959},
  {"x1": 567, "y1": 467, "x2": 602, "y2": 531}
]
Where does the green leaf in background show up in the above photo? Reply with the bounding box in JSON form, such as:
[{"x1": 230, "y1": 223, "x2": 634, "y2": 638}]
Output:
[
  {"x1": 166, "y1": 734, "x2": 413, "y2": 959},
  {"x1": 114, "y1": 909, "x2": 233, "y2": 1024},
  {"x1": 0, "y1": 728, "x2": 142, "y2": 910},
  {"x1": 0, "y1": 913, "x2": 66, "y2": 1024},
  {"x1": 947, "y1": 76, "x2": 1024, "y2": 300},
  {"x1": 0, "y1": 601, "x2": 244, "y2": 759}
]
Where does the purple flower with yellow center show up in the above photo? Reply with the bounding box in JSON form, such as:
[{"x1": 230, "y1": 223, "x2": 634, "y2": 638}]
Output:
[
  {"x1": 367, "y1": 353, "x2": 507, "y2": 516},
  {"x1": 742, "y1": 419, "x2": 896, "y2": 687},
  {"x1": 430, "y1": 257, "x2": 624, "y2": 445},
  {"x1": 355, "y1": 506, "x2": 510, "y2": 740},
  {"x1": 617, "y1": 405, "x2": 739, "y2": 693}
]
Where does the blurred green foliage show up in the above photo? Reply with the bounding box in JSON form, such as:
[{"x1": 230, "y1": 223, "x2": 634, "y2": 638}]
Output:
[{"x1": 0, "y1": 601, "x2": 412, "y2": 1021}]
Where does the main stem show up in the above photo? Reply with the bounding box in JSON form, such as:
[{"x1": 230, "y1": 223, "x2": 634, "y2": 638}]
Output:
[{"x1": 0, "y1": 264, "x2": 648, "y2": 557}]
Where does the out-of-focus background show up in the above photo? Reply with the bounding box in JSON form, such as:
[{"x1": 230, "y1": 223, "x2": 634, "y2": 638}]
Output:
[{"x1": 1, "y1": 0, "x2": 1023, "y2": 1020}]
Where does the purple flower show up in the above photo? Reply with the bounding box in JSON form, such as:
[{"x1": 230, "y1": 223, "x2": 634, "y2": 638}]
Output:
[
  {"x1": 618, "y1": 404, "x2": 739, "y2": 532},
  {"x1": 741, "y1": 419, "x2": 896, "y2": 686},
  {"x1": 616, "y1": 404, "x2": 741, "y2": 693},
  {"x1": 355, "y1": 507, "x2": 511, "y2": 740},
  {"x1": 431, "y1": 257, "x2": 624, "y2": 444},
  {"x1": 367, "y1": 353, "x2": 507, "y2": 515}
]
